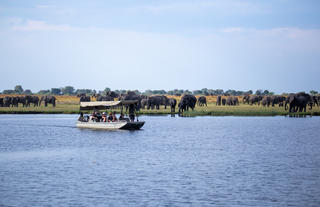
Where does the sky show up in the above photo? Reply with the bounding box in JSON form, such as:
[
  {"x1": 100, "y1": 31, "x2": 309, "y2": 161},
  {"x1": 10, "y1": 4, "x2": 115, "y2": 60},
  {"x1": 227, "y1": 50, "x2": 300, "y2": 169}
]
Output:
[{"x1": 0, "y1": 0, "x2": 320, "y2": 94}]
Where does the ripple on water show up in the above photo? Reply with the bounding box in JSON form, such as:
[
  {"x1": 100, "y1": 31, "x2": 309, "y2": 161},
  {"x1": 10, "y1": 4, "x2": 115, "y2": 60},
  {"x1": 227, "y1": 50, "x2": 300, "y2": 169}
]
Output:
[{"x1": 0, "y1": 115, "x2": 320, "y2": 206}]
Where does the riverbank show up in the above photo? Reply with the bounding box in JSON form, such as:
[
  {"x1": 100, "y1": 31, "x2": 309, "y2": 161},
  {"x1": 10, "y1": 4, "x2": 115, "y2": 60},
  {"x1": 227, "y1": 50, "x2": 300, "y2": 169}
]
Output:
[{"x1": 0, "y1": 103, "x2": 319, "y2": 116}]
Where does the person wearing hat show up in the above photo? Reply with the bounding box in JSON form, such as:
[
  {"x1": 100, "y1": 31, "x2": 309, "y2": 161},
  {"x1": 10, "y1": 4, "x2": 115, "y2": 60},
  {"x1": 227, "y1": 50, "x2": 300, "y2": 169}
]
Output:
[{"x1": 102, "y1": 112, "x2": 107, "y2": 122}]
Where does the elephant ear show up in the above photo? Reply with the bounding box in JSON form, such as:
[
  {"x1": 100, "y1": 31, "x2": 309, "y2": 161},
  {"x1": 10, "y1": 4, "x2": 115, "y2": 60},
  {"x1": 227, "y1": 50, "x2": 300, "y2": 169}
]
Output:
[{"x1": 289, "y1": 96, "x2": 295, "y2": 103}]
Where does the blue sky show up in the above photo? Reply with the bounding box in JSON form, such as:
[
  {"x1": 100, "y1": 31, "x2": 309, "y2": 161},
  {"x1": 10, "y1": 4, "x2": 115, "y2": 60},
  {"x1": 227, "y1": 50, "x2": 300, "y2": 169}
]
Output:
[{"x1": 0, "y1": 0, "x2": 320, "y2": 93}]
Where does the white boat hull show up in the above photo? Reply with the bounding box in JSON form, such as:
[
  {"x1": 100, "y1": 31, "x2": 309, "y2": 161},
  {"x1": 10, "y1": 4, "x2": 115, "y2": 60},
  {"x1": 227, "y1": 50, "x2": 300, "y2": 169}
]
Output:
[{"x1": 76, "y1": 121, "x2": 145, "y2": 130}]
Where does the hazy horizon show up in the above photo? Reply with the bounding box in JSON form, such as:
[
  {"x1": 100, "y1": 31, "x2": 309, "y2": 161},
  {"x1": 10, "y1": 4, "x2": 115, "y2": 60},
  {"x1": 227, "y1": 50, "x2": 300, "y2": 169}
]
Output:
[{"x1": 1, "y1": 0, "x2": 320, "y2": 94}]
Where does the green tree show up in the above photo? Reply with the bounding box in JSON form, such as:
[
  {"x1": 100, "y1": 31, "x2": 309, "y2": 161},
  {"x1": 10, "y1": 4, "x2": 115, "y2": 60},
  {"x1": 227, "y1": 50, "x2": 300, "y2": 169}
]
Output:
[
  {"x1": 247, "y1": 90, "x2": 253, "y2": 95},
  {"x1": 103, "y1": 87, "x2": 111, "y2": 94},
  {"x1": 14, "y1": 85, "x2": 24, "y2": 94},
  {"x1": 51, "y1": 88, "x2": 61, "y2": 95},
  {"x1": 310, "y1": 90, "x2": 318, "y2": 95},
  {"x1": 61, "y1": 86, "x2": 75, "y2": 95},
  {"x1": 3, "y1": 89, "x2": 15, "y2": 94},
  {"x1": 23, "y1": 89, "x2": 32, "y2": 95},
  {"x1": 262, "y1": 90, "x2": 270, "y2": 95},
  {"x1": 38, "y1": 90, "x2": 50, "y2": 95},
  {"x1": 255, "y1": 89, "x2": 262, "y2": 95}
]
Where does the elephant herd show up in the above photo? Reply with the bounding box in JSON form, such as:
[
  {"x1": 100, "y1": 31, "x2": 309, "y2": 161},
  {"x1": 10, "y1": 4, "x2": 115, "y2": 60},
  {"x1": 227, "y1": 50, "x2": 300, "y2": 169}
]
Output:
[
  {"x1": 216, "y1": 96, "x2": 239, "y2": 106},
  {"x1": 284, "y1": 93, "x2": 319, "y2": 113},
  {"x1": 242, "y1": 93, "x2": 320, "y2": 112},
  {"x1": 126, "y1": 93, "x2": 207, "y2": 114},
  {"x1": 0, "y1": 95, "x2": 56, "y2": 107},
  {"x1": 78, "y1": 91, "x2": 320, "y2": 114},
  {"x1": 78, "y1": 92, "x2": 207, "y2": 114}
]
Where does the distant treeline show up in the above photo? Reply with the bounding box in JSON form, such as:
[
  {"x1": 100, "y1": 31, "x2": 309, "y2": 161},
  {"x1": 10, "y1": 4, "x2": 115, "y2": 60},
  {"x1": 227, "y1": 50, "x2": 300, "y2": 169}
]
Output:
[{"x1": 1, "y1": 85, "x2": 319, "y2": 96}]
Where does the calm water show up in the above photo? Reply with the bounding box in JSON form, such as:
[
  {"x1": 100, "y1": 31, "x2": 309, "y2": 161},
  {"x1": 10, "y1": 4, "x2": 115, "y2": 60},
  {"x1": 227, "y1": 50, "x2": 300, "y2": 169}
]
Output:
[{"x1": 0, "y1": 115, "x2": 320, "y2": 207}]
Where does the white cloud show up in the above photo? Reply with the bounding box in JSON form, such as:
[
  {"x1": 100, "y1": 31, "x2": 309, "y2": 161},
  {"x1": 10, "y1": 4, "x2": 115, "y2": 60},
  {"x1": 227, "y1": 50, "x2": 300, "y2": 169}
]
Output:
[
  {"x1": 219, "y1": 27, "x2": 244, "y2": 33},
  {"x1": 130, "y1": 0, "x2": 268, "y2": 15},
  {"x1": 3, "y1": 20, "x2": 320, "y2": 92},
  {"x1": 12, "y1": 20, "x2": 77, "y2": 32}
]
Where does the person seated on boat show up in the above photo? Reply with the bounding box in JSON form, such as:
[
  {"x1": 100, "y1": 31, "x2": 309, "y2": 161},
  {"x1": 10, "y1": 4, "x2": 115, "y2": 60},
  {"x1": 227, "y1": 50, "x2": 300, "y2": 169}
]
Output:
[
  {"x1": 119, "y1": 112, "x2": 125, "y2": 120},
  {"x1": 112, "y1": 112, "x2": 118, "y2": 122},
  {"x1": 78, "y1": 112, "x2": 84, "y2": 122},
  {"x1": 107, "y1": 112, "x2": 113, "y2": 122},
  {"x1": 129, "y1": 104, "x2": 135, "y2": 122},
  {"x1": 91, "y1": 111, "x2": 98, "y2": 122},
  {"x1": 96, "y1": 111, "x2": 102, "y2": 122},
  {"x1": 84, "y1": 115, "x2": 89, "y2": 122},
  {"x1": 102, "y1": 112, "x2": 107, "y2": 122}
]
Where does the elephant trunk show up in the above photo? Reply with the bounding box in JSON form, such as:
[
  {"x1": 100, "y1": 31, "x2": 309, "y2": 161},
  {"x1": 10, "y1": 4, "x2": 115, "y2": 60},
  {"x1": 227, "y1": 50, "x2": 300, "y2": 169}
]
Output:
[
  {"x1": 308, "y1": 103, "x2": 313, "y2": 110},
  {"x1": 285, "y1": 101, "x2": 288, "y2": 111}
]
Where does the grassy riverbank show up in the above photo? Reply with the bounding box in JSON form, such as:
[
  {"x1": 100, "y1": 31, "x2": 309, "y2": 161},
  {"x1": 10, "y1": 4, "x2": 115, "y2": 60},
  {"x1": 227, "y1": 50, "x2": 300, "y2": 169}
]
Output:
[{"x1": 1, "y1": 103, "x2": 319, "y2": 116}]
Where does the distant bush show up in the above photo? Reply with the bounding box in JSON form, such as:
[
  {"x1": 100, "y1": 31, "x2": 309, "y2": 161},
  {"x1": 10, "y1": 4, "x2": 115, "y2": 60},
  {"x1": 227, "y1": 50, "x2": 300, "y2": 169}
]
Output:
[
  {"x1": 38, "y1": 90, "x2": 50, "y2": 95},
  {"x1": 2, "y1": 89, "x2": 16, "y2": 94}
]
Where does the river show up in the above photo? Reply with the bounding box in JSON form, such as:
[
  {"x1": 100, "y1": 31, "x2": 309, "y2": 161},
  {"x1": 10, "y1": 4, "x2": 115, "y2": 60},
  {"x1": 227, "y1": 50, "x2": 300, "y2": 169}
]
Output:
[{"x1": 0, "y1": 115, "x2": 320, "y2": 206}]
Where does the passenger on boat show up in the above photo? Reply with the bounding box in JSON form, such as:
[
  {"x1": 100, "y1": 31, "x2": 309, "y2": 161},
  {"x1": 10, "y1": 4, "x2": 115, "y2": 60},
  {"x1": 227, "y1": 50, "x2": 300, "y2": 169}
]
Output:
[
  {"x1": 107, "y1": 112, "x2": 113, "y2": 122},
  {"x1": 129, "y1": 104, "x2": 135, "y2": 122},
  {"x1": 102, "y1": 112, "x2": 107, "y2": 122},
  {"x1": 112, "y1": 112, "x2": 118, "y2": 122},
  {"x1": 78, "y1": 112, "x2": 84, "y2": 122},
  {"x1": 96, "y1": 111, "x2": 102, "y2": 122},
  {"x1": 91, "y1": 111, "x2": 98, "y2": 122},
  {"x1": 119, "y1": 113, "x2": 125, "y2": 120}
]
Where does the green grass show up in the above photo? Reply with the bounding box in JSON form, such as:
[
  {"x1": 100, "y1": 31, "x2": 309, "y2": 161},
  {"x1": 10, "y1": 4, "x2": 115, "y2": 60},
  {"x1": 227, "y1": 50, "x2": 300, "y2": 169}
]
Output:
[
  {"x1": 0, "y1": 104, "x2": 80, "y2": 114},
  {"x1": 0, "y1": 103, "x2": 319, "y2": 116},
  {"x1": 182, "y1": 104, "x2": 320, "y2": 117}
]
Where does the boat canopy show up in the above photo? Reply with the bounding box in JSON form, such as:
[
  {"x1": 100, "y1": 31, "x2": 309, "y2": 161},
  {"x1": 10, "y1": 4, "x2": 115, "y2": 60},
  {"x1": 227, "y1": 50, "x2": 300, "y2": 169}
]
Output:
[{"x1": 80, "y1": 100, "x2": 138, "y2": 110}]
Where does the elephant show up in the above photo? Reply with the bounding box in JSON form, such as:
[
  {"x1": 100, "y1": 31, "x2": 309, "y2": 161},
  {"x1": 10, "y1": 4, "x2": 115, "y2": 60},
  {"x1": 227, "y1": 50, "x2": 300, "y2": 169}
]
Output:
[
  {"x1": 17, "y1": 96, "x2": 27, "y2": 107},
  {"x1": 261, "y1": 96, "x2": 271, "y2": 107},
  {"x1": 248, "y1": 95, "x2": 263, "y2": 105},
  {"x1": 226, "y1": 96, "x2": 239, "y2": 106},
  {"x1": 106, "y1": 91, "x2": 119, "y2": 99},
  {"x1": 96, "y1": 94, "x2": 114, "y2": 101},
  {"x1": 197, "y1": 96, "x2": 207, "y2": 106},
  {"x1": 316, "y1": 96, "x2": 320, "y2": 107},
  {"x1": 0, "y1": 98, "x2": 3, "y2": 107},
  {"x1": 311, "y1": 95, "x2": 319, "y2": 107},
  {"x1": 140, "y1": 98, "x2": 148, "y2": 109},
  {"x1": 146, "y1": 95, "x2": 169, "y2": 110},
  {"x1": 232, "y1": 97, "x2": 239, "y2": 105},
  {"x1": 269, "y1": 95, "x2": 286, "y2": 107},
  {"x1": 40, "y1": 96, "x2": 56, "y2": 107},
  {"x1": 216, "y1": 95, "x2": 222, "y2": 106},
  {"x1": 77, "y1": 94, "x2": 91, "y2": 102},
  {"x1": 121, "y1": 91, "x2": 142, "y2": 111},
  {"x1": 11, "y1": 97, "x2": 19, "y2": 107},
  {"x1": 25, "y1": 95, "x2": 40, "y2": 107},
  {"x1": 168, "y1": 98, "x2": 177, "y2": 113},
  {"x1": 226, "y1": 97, "x2": 233, "y2": 106},
  {"x1": 242, "y1": 95, "x2": 250, "y2": 104},
  {"x1": 221, "y1": 98, "x2": 226, "y2": 106},
  {"x1": 178, "y1": 94, "x2": 197, "y2": 114},
  {"x1": 160, "y1": 96, "x2": 169, "y2": 109},
  {"x1": 4, "y1": 97, "x2": 12, "y2": 107},
  {"x1": 285, "y1": 92, "x2": 312, "y2": 112},
  {"x1": 146, "y1": 96, "x2": 162, "y2": 110}
]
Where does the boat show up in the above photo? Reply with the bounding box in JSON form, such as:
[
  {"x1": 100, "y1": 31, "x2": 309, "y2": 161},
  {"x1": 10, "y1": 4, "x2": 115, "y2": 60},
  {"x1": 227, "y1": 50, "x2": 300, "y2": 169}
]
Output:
[{"x1": 76, "y1": 100, "x2": 145, "y2": 130}]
